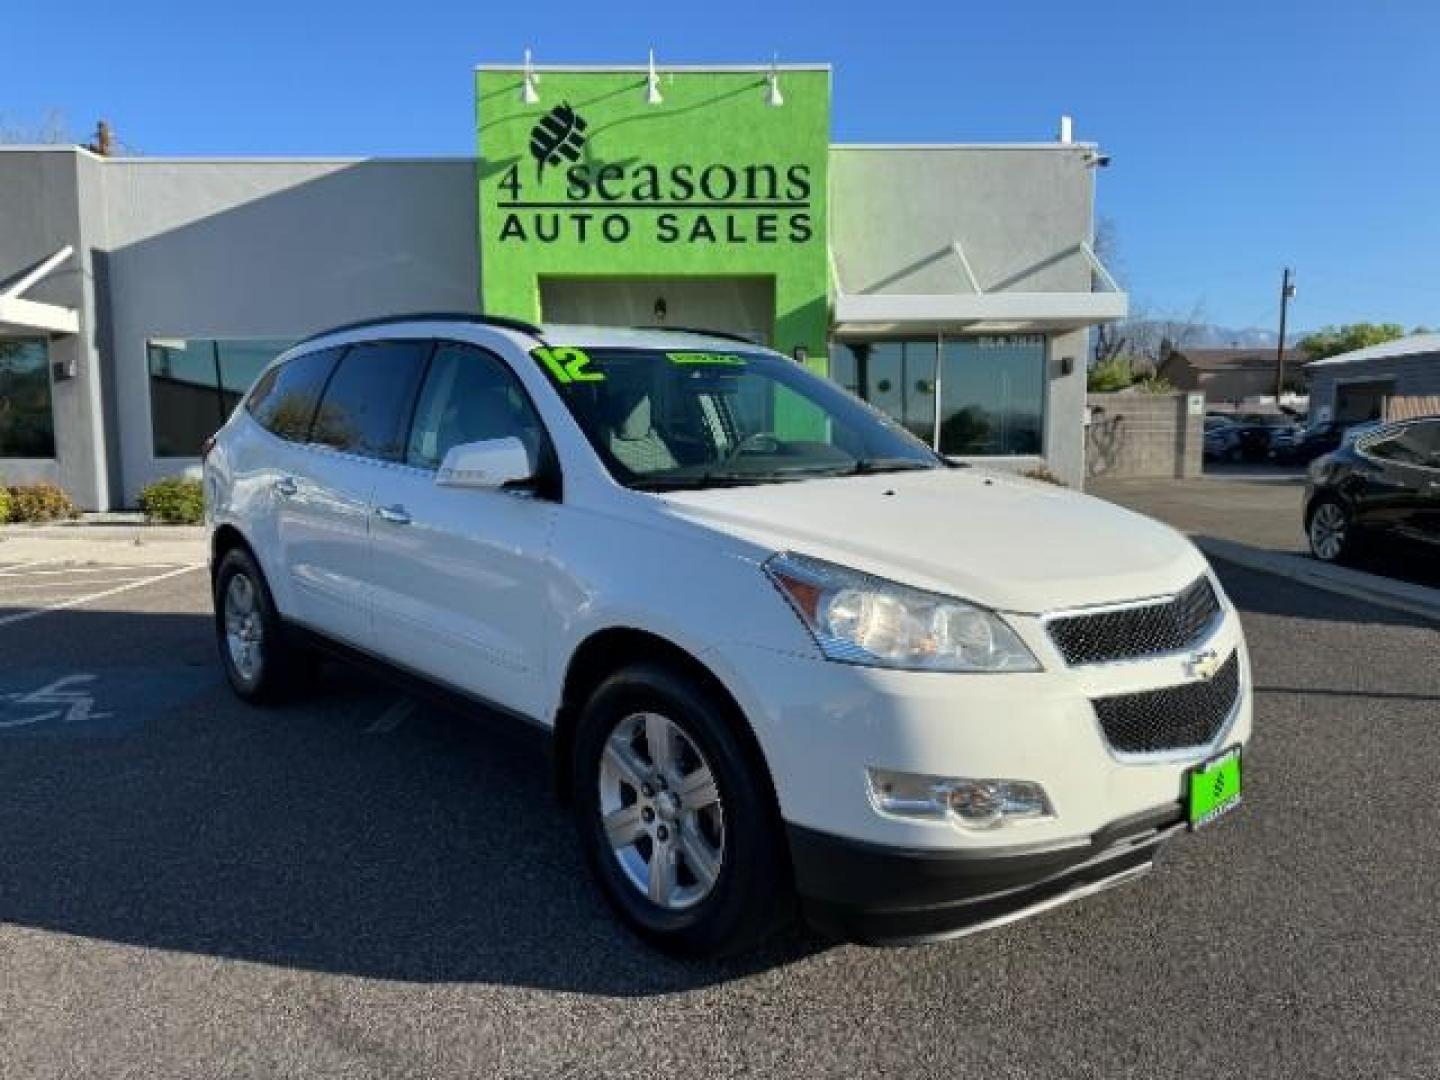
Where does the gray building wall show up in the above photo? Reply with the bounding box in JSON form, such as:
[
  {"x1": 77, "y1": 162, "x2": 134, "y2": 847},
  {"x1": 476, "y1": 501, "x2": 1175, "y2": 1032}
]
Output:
[
  {"x1": 1307, "y1": 350, "x2": 1440, "y2": 422},
  {"x1": 829, "y1": 146, "x2": 1099, "y2": 487},
  {"x1": 1, "y1": 149, "x2": 479, "y2": 507},
  {"x1": 0, "y1": 150, "x2": 110, "y2": 506},
  {"x1": 1085, "y1": 392, "x2": 1205, "y2": 481}
]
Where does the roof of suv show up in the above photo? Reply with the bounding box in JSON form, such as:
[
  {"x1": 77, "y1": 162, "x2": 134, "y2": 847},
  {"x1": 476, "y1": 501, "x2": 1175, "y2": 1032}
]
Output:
[{"x1": 296, "y1": 313, "x2": 768, "y2": 353}]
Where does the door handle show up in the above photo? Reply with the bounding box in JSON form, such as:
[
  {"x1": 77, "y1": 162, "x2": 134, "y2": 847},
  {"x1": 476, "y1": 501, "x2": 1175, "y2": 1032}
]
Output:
[
  {"x1": 375, "y1": 504, "x2": 412, "y2": 526},
  {"x1": 274, "y1": 476, "x2": 298, "y2": 498}
]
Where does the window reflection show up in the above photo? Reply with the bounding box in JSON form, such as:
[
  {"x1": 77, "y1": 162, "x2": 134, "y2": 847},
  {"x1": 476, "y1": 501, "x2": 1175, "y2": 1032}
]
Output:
[
  {"x1": 0, "y1": 339, "x2": 56, "y2": 458},
  {"x1": 830, "y1": 335, "x2": 1045, "y2": 456},
  {"x1": 148, "y1": 338, "x2": 292, "y2": 457}
]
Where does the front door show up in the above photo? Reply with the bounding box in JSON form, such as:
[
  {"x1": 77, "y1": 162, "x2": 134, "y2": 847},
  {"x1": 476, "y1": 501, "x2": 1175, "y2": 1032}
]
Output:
[{"x1": 367, "y1": 340, "x2": 558, "y2": 719}]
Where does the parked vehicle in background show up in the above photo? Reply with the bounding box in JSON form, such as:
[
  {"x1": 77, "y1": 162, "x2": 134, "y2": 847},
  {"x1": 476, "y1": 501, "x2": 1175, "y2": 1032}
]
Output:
[
  {"x1": 1305, "y1": 416, "x2": 1440, "y2": 562},
  {"x1": 1273, "y1": 420, "x2": 1353, "y2": 466},
  {"x1": 1228, "y1": 414, "x2": 1298, "y2": 463},
  {"x1": 1203, "y1": 417, "x2": 1242, "y2": 462},
  {"x1": 206, "y1": 315, "x2": 1253, "y2": 955}
]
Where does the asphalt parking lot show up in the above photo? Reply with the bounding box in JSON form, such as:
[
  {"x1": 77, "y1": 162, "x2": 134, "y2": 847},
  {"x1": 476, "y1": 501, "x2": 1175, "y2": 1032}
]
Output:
[{"x1": 2, "y1": 558, "x2": 1439, "y2": 1078}]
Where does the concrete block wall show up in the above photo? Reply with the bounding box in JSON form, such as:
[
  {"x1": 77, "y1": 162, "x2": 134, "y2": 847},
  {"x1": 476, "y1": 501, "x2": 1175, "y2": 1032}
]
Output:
[{"x1": 1085, "y1": 391, "x2": 1203, "y2": 481}]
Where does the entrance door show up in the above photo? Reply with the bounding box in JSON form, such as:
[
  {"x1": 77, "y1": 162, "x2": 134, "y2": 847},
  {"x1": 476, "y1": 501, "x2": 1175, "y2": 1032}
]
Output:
[{"x1": 539, "y1": 276, "x2": 774, "y2": 344}]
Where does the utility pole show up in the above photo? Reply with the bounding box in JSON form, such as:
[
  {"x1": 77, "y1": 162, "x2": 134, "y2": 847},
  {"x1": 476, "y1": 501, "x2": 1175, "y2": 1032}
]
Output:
[{"x1": 1275, "y1": 267, "x2": 1296, "y2": 402}]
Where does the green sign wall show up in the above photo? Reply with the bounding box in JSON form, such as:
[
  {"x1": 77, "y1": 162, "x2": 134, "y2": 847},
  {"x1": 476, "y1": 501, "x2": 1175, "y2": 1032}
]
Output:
[{"x1": 476, "y1": 67, "x2": 831, "y2": 368}]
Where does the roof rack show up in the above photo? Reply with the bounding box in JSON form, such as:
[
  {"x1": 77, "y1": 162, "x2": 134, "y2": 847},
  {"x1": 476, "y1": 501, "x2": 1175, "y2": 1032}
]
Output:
[
  {"x1": 634, "y1": 325, "x2": 764, "y2": 346},
  {"x1": 296, "y1": 312, "x2": 543, "y2": 346}
]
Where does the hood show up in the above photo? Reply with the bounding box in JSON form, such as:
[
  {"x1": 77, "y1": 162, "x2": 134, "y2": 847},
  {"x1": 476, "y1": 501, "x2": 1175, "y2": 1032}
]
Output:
[{"x1": 656, "y1": 468, "x2": 1208, "y2": 614}]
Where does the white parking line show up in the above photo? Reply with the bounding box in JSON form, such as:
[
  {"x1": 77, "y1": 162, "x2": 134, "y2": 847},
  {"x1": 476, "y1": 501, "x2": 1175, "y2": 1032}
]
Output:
[
  {"x1": 0, "y1": 564, "x2": 206, "y2": 630},
  {"x1": 0, "y1": 564, "x2": 181, "y2": 578},
  {"x1": 0, "y1": 577, "x2": 156, "y2": 592},
  {"x1": 365, "y1": 697, "x2": 416, "y2": 735}
]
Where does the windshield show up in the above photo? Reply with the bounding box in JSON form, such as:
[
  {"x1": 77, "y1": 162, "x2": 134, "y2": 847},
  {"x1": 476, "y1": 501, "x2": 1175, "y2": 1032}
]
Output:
[{"x1": 531, "y1": 345, "x2": 943, "y2": 490}]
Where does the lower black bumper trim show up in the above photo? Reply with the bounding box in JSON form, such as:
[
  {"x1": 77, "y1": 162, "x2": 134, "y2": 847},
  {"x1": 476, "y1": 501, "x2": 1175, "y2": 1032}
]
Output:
[{"x1": 788, "y1": 803, "x2": 1186, "y2": 946}]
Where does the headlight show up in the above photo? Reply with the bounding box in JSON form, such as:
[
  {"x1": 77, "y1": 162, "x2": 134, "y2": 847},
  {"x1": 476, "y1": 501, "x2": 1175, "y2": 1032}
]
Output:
[{"x1": 764, "y1": 552, "x2": 1040, "y2": 673}]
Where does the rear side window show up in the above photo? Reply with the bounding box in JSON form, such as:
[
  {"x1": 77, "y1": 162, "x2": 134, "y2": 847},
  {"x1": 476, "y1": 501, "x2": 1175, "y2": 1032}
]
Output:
[
  {"x1": 1362, "y1": 423, "x2": 1439, "y2": 467},
  {"x1": 310, "y1": 341, "x2": 430, "y2": 461},
  {"x1": 405, "y1": 342, "x2": 547, "y2": 470},
  {"x1": 247, "y1": 347, "x2": 343, "y2": 442}
]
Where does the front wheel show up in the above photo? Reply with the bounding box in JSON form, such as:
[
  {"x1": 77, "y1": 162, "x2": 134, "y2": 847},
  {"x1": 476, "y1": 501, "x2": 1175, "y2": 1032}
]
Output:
[
  {"x1": 1307, "y1": 497, "x2": 1357, "y2": 564},
  {"x1": 572, "y1": 663, "x2": 792, "y2": 956}
]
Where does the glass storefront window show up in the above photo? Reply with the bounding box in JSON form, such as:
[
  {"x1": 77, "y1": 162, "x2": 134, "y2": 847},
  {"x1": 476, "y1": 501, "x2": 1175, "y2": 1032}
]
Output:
[
  {"x1": 828, "y1": 340, "x2": 937, "y2": 446},
  {"x1": 831, "y1": 335, "x2": 1045, "y2": 457},
  {"x1": 938, "y1": 336, "x2": 1046, "y2": 456},
  {"x1": 0, "y1": 339, "x2": 56, "y2": 458},
  {"x1": 148, "y1": 338, "x2": 291, "y2": 457}
]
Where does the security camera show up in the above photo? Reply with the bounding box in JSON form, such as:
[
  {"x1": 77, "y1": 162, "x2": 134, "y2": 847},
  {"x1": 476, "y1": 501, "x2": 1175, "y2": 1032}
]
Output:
[{"x1": 1084, "y1": 151, "x2": 1112, "y2": 168}]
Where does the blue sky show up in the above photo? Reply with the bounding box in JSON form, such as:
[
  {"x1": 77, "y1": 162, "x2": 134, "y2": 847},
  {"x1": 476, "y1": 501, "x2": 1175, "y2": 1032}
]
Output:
[{"x1": 6, "y1": 0, "x2": 1437, "y2": 333}]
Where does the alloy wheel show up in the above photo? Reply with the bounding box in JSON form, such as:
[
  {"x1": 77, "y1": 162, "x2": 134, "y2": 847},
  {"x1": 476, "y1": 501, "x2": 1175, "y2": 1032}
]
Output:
[
  {"x1": 1310, "y1": 503, "x2": 1348, "y2": 561},
  {"x1": 223, "y1": 573, "x2": 265, "y2": 683},
  {"x1": 598, "y1": 711, "x2": 725, "y2": 911}
]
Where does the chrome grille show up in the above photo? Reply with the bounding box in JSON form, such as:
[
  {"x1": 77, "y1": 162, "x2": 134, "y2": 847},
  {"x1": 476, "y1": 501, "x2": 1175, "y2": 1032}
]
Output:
[
  {"x1": 1047, "y1": 576, "x2": 1221, "y2": 667},
  {"x1": 1091, "y1": 651, "x2": 1240, "y2": 754}
]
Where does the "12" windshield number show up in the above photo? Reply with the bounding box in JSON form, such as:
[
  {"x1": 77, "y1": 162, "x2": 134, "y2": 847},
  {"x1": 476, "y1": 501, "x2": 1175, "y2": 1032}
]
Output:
[{"x1": 533, "y1": 346, "x2": 605, "y2": 384}]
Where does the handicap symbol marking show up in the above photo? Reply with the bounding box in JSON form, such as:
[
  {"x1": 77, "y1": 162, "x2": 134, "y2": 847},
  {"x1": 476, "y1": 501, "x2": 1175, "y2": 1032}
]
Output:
[
  {"x1": 0, "y1": 673, "x2": 113, "y2": 730},
  {"x1": 0, "y1": 666, "x2": 216, "y2": 737}
]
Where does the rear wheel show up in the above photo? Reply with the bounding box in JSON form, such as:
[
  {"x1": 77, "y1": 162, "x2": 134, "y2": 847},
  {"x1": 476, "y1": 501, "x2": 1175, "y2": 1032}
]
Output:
[
  {"x1": 1307, "y1": 498, "x2": 1356, "y2": 564},
  {"x1": 214, "y1": 547, "x2": 309, "y2": 703},
  {"x1": 572, "y1": 663, "x2": 792, "y2": 956}
]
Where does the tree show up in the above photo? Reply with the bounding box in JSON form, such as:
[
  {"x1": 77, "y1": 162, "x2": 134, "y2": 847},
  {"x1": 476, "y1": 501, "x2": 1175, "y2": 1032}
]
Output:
[
  {"x1": 1299, "y1": 323, "x2": 1407, "y2": 361},
  {"x1": 0, "y1": 109, "x2": 72, "y2": 145}
]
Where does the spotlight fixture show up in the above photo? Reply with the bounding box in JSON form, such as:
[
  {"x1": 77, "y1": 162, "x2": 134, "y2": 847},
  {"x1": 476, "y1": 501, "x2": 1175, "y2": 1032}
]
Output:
[
  {"x1": 520, "y1": 48, "x2": 539, "y2": 105},
  {"x1": 646, "y1": 49, "x2": 663, "y2": 105},
  {"x1": 653, "y1": 297, "x2": 667, "y2": 322},
  {"x1": 765, "y1": 57, "x2": 784, "y2": 107}
]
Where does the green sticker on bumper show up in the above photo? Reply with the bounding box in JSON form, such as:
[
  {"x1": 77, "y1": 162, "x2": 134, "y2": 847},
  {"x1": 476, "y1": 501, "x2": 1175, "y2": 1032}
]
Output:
[{"x1": 1188, "y1": 747, "x2": 1242, "y2": 828}]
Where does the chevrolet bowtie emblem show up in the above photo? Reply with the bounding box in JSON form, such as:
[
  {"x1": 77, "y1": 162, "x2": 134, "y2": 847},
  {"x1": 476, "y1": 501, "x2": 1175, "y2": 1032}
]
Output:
[{"x1": 1185, "y1": 649, "x2": 1220, "y2": 681}]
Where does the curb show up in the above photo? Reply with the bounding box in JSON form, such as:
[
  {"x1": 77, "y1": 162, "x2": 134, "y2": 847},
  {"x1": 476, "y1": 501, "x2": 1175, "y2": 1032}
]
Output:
[{"x1": 1196, "y1": 537, "x2": 1440, "y2": 625}]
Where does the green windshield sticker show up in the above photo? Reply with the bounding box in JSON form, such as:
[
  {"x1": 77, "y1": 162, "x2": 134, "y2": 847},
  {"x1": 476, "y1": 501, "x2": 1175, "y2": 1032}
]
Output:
[
  {"x1": 532, "y1": 346, "x2": 605, "y2": 384},
  {"x1": 667, "y1": 351, "x2": 746, "y2": 366}
]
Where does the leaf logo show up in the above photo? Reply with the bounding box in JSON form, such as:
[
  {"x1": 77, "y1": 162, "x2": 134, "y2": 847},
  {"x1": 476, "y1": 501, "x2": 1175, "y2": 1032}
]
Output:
[{"x1": 529, "y1": 102, "x2": 588, "y2": 183}]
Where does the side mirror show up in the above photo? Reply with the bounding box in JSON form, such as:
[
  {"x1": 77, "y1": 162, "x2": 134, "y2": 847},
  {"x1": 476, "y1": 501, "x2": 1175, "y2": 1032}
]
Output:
[{"x1": 435, "y1": 437, "x2": 534, "y2": 490}]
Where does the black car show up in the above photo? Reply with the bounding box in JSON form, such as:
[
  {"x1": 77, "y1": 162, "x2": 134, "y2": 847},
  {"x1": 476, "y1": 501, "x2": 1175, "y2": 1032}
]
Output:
[
  {"x1": 1229, "y1": 413, "x2": 1297, "y2": 462},
  {"x1": 1304, "y1": 417, "x2": 1440, "y2": 562}
]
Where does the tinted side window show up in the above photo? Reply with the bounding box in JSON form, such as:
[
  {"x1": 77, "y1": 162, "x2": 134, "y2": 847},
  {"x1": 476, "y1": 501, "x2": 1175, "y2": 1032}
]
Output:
[
  {"x1": 1363, "y1": 424, "x2": 1434, "y2": 467},
  {"x1": 248, "y1": 347, "x2": 343, "y2": 442},
  {"x1": 406, "y1": 343, "x2": 546, "y2": 470},
  {"x1": 311, "y1": 341, "x2": 430, "y2": 461}
]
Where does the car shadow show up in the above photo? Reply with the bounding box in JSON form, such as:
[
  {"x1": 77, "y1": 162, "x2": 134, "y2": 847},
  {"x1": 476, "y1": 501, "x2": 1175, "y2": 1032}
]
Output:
[{"x1": 0, "y1": 608, "x2": 825, "y2": 996}]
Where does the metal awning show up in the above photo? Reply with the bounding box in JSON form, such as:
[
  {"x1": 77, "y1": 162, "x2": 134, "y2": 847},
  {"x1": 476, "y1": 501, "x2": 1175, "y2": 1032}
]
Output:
[
  {"x1": 831, "y1": 240, "x2": 1128, "y2": 335},
  {"x1": 0, "y1": 246, "x2": 80, "y2": 336}
]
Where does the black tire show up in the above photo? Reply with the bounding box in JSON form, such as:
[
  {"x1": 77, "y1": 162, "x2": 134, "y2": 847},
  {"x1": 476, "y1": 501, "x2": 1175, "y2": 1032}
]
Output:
[
  {"x1": 213, "y1": 546, "x2": 310, "y2": 703},
  {"x1": 571, "y1": 662, "x2": 793, "y2": 957},
  {"x1": 1306, "y1": 496, "x2": 1359, "y2": 565}
]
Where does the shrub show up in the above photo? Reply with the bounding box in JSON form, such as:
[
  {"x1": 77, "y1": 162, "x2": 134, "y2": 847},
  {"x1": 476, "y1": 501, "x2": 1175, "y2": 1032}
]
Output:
[
  {"x1": 138, "y1": 476, "x2": 205, "y2": 524},
  {"x1": 6, "y1": 483, "x2": 80, "y2": 523},
  {"x1": 1087, "y1": 357, "x2": 1136, "y2": 393},
  {"x1": 0, "y1": 483, "x2": 10, "y2": 524}
]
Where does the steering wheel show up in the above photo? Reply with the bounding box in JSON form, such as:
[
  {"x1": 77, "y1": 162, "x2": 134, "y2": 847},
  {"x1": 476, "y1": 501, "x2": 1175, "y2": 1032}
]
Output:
[{"x1": 725, "y1": 432, "x2": 782, "y2": 462}]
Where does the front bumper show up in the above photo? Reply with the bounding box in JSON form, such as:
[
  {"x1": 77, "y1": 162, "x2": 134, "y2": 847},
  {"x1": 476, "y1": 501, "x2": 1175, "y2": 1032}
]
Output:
[{"x1": 790, "y1": 802, "x2": 1187, "y2": 945}]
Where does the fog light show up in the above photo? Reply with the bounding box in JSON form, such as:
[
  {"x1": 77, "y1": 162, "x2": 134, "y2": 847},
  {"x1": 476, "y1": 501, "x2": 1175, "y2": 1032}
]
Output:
[{"x1": 868, "y1": 770, "x2": 1053, "y2": 830}]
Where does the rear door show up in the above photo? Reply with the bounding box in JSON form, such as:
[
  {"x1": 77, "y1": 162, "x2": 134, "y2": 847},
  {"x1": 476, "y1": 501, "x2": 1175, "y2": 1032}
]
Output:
[
  {"x1": 367, "y1": 339, "x2": 559, "y2": 719},
  {"x1": 278, "y1": 339, "x2": 429, "y2": 648},
  {"x1": 1350, "y1": 422, "x2": 1436, "y2": 539}
]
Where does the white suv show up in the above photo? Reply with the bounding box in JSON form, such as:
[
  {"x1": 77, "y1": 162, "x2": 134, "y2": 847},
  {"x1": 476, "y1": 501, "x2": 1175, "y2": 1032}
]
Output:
[{"x1": 207, "y1": 315, "x2": 1252, "y2": 955}]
